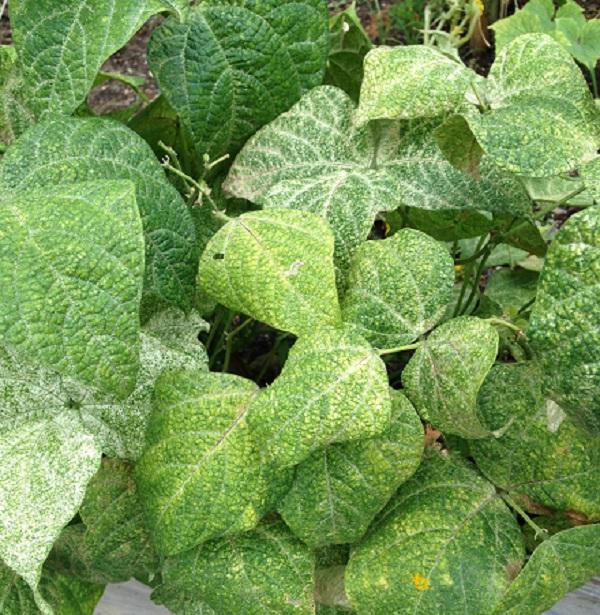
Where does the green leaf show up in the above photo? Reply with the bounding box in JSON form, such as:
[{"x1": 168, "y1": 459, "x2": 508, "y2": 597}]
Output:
[
  {"x1": 0, "y1": 117, "x2": 198, "y2": 313},
  {"x1": 403, "y1": 208, "x2": 493, "y2": 241},
  {"x1": 0, "y1": 181, "x2": 144, "y2": 398},
  {"x1": 225, "y1": 86, "x2": 531, "y2": 275},
  {"x1": 152, "y1": 584, "x2": 217, "y2": 615},
  {"x1": 147, "y1": 0, "x2": 328, "y2": 161},
  {"x1": 528, "y1": 206, "x2": 600, "y2": 434},
  {"x1": 159, "y1": 520, "x2": 316, "y2": 615},
  {"x1": 491, "y1": 0, "x2": 555, "y2": 51},
  {"x1": 248, "y1": 326, "x2": 391, "y2": 468},
  {"x1": 136, "y1": 370, "x2": 267, "y2": 556},
  {"x1": 56, "y1": 459, "x2": 158, "y2": 584},
  {"x1": 278, "y1": 390, "x2": 423, "y2": 547},
  {"x1": 324, "y1": 5, "x2": 372, "y2": 102},
  {"x1": 492, "y1": 525, "x2": 600, "y2": 615},
  {"x1": 0, "y1": 560, "x2": 104, "y2": 615},
  {"x1": 0, "y1": 413, "x2": 101, "y2": 611},
  {"x1": 198, "y1": 209, "x2": 342, "y2": 337},
  {"x1": 485, "y1": 268, "x2": 539, "y2": 315},
  {"x1": 342, "y1": 229, "x2": 454, "y2": 348},
  {"x1": 345, "y1": 452, "x2": 525, "y2": 615},
  {"x1": 9, "y1": 0, "x2": 176, "y2": 120},
  {"x1": 464, "y1": 34, "x2": 598, "y2": 177},
  {"x1": 470, "y1": 363, "x2": 600, "y2": 520},
  {"x1": 580, "y1": 157, "x2": 600, "y2": 205},
  {"x1": 356, "y1": 46, "x2": 475, "y2": 124},
  {"x1": 402, "y1": 316, "x2": 499, "y2": 438},
  {"x1": 433, "y1": 114, "x2": 484, "y2": 178}
]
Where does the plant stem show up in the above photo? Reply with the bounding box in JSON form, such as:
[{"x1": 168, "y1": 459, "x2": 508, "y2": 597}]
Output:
[
  {"x1": 378, "y1": 343, "x2": 420, "y2": 356},
  {"x1": 256, "y1": 332, "x2": 290, "y2": 383},
  {"x1": 486, "y1": 317, "x2": 522, "y2": 333},
  {"x1": 459, "y1": 241, "x2": 493, "y2": 316},
  {"x1": 222, "y1": 317, "x2": 252, "y2": 373},
  {"x1": 591, "y1": 66, "x2": 599, "y2": 100},
  {"x1": 501, "y1": 493, "x2": 549, "y2": 541}
]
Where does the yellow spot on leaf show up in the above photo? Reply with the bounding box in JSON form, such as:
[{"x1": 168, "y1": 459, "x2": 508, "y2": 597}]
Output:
[
  {"x1": 376, "y1": 576, "x2": 389, "y2": 589},
  {"x1": 411, "y1": 573, "x2": 431, "y2": 592}
]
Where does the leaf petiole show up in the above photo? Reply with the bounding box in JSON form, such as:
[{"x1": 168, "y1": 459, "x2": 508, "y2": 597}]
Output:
[
  {"x1": 378, "y1": 343, "x2": 420, "y2": 356},
  {"x1": 501, "y1": 493, "x2": 549, "y2": 542}
]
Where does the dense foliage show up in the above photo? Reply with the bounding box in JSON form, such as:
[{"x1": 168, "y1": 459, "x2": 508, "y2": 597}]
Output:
[{"x1": 1, "y1": 1, "x2": 600, "y2": 614}]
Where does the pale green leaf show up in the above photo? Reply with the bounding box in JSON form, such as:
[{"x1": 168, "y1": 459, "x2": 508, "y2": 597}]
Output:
[
  {"x1": 402, "y1": 316, "x2": 499, "y2": 438},
  {"x1": 147, "y1": 0, "x2": 328, "y2": 161},
  {"x1": 0, "y1": 413, "x2": 101, "y2": 610},
  {"x1": 0, "y1": 559, "x2": 104, "y2": 615},
  {"x1": 342, "y1": 229, "x2": 454, "y2": 348},
  {"x1": 485, "y1": 268, "x2": 539, "y2": 314},
  {"x1": 0, "y1": 181, "x2": 143, "y2": 398},
  {"x1": 9, "y1": 0, "x2": 175, "y2": 120},
  {"x1": 278, "y1": 390, "x2": 423, "y2": 547},
  {"x1": 0, "y1": 117, "x2": 198, "y2": 312},
  {"x1": 224, "y1": 86, "x2": 531, "y2": 274},
  {"x1": 580, "y1": 157, "x2": 600, "y2": 205},
  {"x1": 198, "y1": 208, "x2": 342, "y2": 337},
  {"x1": 470, "y1": 363, "x2": 600, "y2": 520},
  {"x1": 56, "y1": 459, "x2": 158, "y2": 585},
  {"x1": 528, "y1": 206, "x2": 600, "y2": 434},
  {"x1": 324, "y1": 5, "x2": 372, "y2": 102},
  {"x1": 248, "y1": 326, "x2": 391, "y2": 468},
  {"x1": 356, "y1": 46, "x2": 475, "y2": 124},
  {"x1": 136, "y1": 370, "x2": 267, "y2": 556},
  {"x1": 493, "y1": 525, "x2": 600, "y2": 615},
  {"x1": 465, "y1": 34, "x2": 598, "y2": 177},
  {"x1": 491, "y1": 0, "x2": 555, "y2": 51},
  {"x1": 159, "y1": 520, "x2": 316, "y2": 615},
  {"x1": 345, "y1": 452, "x2": 525, "y2": 615}
]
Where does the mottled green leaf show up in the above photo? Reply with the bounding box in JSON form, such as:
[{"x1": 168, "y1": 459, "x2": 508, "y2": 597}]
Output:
[
  {"x1": 493, "y1": 525, "x2": 600, "y2": 615},
  {"x1": 136, "y1": 370, "x2": 267, "y2": 556},
  {"x1": 404, "y1": 208, "x2": 493, "y2": 241},
  {"x1": 465, "y1": 34, "x2": 598, "y2": 177},
  {"x1": 0, "y1": 117, "x2": 198, "y2": 312},
  {"x1": 198, "y1": 209, "x2": 342, "y2": 337},
  {"x1": 0, "y1": 181, "x2": 143, "y2": 398},
  {"x1": 160, "y1": 520, "x2": 315, "y2": 615},
  {"x1": 278, "y1": 391, "x2": 423, "y2": 547},
  {"x1": 356, "y1": 46, "x2": 475, "y2": 124},
  {"x1": 9, "y1": 0, "x2": 179, "y2": 120},
  {"x1": 147, "y1": 0, "x2": 328, "y2": 161},
  {"x1": 152, "y1": 584, "x2": 217, "y2": 615},
  {"x1": 580, "y1": 157, "x2": 600, "y2": 205},
  {"x1": 324, "y1": 5, "x2": 372, "y2": 102},
  {"x1": 0, "y1": 413, "x2": 101, "y2": 610},
  {"x1": 402, "y1": 317, "x2": 499, "y2": 438},
  {"x1": 346, "y1": 452, "x2": 525, "y2": 615},
  {"x1": 65, "y1": 459, "x2": 158, "y2": 584},
  {"x1": 225, "y1": 86, "x2": 531, "y2": 274},
  {"x1": 248, "y1": 326, "x2": 391, "y2": 468},
  {"x1": 0, "y1": 560, "x2": 104, "y2": 615},
  {"x1": 528, "y1": 206, "x2": 600, "y2": 434},
  {"x1": 471, "y1": 363, "x2": 600, "y2": 520},
  {"x1": 342, "y1": 229, "x2": 454, "y2": 348}
]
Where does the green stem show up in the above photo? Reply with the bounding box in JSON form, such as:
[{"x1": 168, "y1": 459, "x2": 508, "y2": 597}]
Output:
[
  {"x1": 459, "y1": 242, "x2": 493, "y2": 316},
  {"x1": 378, "y1": 343, "x2": 420, "y2": 356},
  {"x1": 222, "y1": 317, "x2": 253, "y2": 373},
  {"x1": 534, "y1": 186, "x2": 587, "y2": 219},
  {"x1": 501, "y1": 493, "x2": 549, "y2": 541},
  {"x1": 486, "y1": 317, "x2": 522, "y2": 333},
  {"x1": 256, "y1": 332, "x2": 290, "y2": 383},
  {"x1": 591, "y1": 66, "x2": 598, "y2": 100}
]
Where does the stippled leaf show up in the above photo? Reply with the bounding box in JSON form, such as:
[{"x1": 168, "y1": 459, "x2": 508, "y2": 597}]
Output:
[
  {"x1": 248, "y1": 326, "x2": 391, "y2": 468},
  {"x1": 324, "y1": 5, "x2": 372, "y2": 102},
  {"x1": 152, "y1": 584, "x2": 217, "y2": 615},
  {"x1": 580, "y1": 157, "x2": 600, "y2": 205},
  {"x1": 159, "y1": 520, "x2": 315, "y2": 615},
  {"x1": 402, "y1": 317, "x2": 499, "y2": 438},
  {"x1": 0, "y1": 560, "x2": 104, "y2": 615},
  {"x1": 470, "y1": 363, "x2": 600, "y2": 520},
  {"x1": 0, "y1": 117, "x2": 198, "y2": 313},
  {"x1": 198, "y1": 209, "x2": 342, "y2": 336},
  {"x1": 225, "y1": 86, "x2": 531, "y2": 274},
  {"x1": 342, "y1": 229, "x2": 454, "y2": 348},
  {"x1": 0, "y1": 413, "x2": 101, "y2": 611},
  {"x1": 147, "y1": 0, "x2": 328, "y2": 161},
  {"x1": 278, "y1": 391, "x2": 423, "y2": 547},
  {"x1": 136, "y1": 370, "x2": 267, "y2": 556},
  {"x1": 8, "y1": 0, "x2": 181, "y2": 121},
  {"x1": 0, "y1": 181, "x2": 143, "y2": 398},
  {"x1": 464, "y1": 34, "x2": 598, "y2": 177},
  {"x1": 356, "y1": 46, "x2": 475, "y2": 124},
  {"x1": 528, "y1": 207, "x2": 600, "y2": 434},
  {"x1": 345, "y1": 452, "x2": 525, "y2": 615},
  {"x1": 492, "y1": 525, "x2": 600, "y2": 615},
  {"x1": 55, "y1": 459, "x2": 158, "y2": 585}
]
